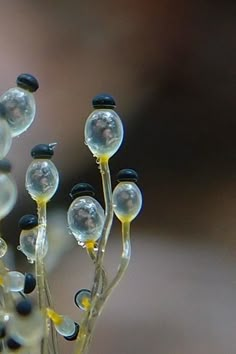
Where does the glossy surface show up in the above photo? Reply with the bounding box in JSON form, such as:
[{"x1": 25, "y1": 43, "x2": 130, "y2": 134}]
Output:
[
  {"x1": 19, "y1": 228, "x2": 48, "y2": 262},
  {"x1": 85, "y1": 109, "x2": 123, "y2": 159},
  {"x1": 0, "y1": 173, "x2": 17, "y2": 219},
  {"x1": 67, "y1": 196, "x2": 104, "y2": 244},
  {"x1": 0, "y1": 87, "x2": 36, "y2": 137},
  {"x1": 112, "y1": 182, "x2": 142, "y2": 222},
  {"x1": 25, "y1": 159, "x2": 59, "y2": 202}
]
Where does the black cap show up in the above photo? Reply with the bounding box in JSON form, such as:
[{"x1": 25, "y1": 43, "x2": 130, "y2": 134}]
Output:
[
  {"x1": 117, "y1": 169, "x2": 138, "y2": 183},
  {"x1": 64, "y1": 322, "x2": 80, "y2": 341},
  {"x1": 31, "y1": 143, "x2": 56, "y2": 159},
  {"x1": 16, "y1": 299, "x2": 32, "y2": 316},
  {"x1": 16, "y1": 73, "x2": 39, "y2": 92},
  {"x1": 23, "y1": 273, "x2": 36, "y2": 294},
  {"x1": 6, "y1": 337, "x2": 22, "y2": 350},
  {"x1": 92, "y1": 94, "x2": 116, "y2": 109},
  {"x1": 0, "y1": 159, "x2": 11, "y2": 173},
  {"x1": 70, "y1": 183, "x2": 95, "y2": 200},
  {"x1": 19, "y1": 214, "x2": 38, "y2": 230}
]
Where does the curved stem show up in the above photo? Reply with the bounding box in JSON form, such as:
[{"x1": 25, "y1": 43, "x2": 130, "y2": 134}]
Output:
[
  {"x1": 100, "y1": 221, "x2": 131, "y2": 307},
  {"x1": 86, "y1": 246, "x2": 108, "y2": 293}
]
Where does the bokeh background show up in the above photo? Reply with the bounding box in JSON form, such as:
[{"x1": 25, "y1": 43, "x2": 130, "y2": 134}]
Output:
[{"x1": 1, "y1": 1, "x2": 236, "y2": 353}]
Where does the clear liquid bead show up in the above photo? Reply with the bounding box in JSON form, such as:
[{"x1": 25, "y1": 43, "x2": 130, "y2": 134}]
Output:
[
  {"x1": 84, "y1": 109, "x2": 124, "y2": 159},
  {"x1": 54, "y1": 316, "x2": 76, "y2": 336},
  {"x1": 0, "y1": 87, "x2": 36, "y2": 137},
  {"x1": 25, "y1": 160, "x2": 59, "y2": 202},
  {"x1": 67, "y1": 196, "x2": 104, "y2": 244},
  {"x1": 112, "y1": 182, "x2": 142, "y2": 222},
  {"x1": 4, "y1": 271, "x2": 25, "y2": 292},
  {"x1": 19, "y1": 229, "x2": 48, "y2": 262},
  {"x1": 0, "y1": 173, "x2": 17, "y2": 219},
  {"x1": 0, "y1": 237, "x2": 7, "y2": 257},
  {"x1": 0, "y1": 118, "x2": 12, "y2": 159}
]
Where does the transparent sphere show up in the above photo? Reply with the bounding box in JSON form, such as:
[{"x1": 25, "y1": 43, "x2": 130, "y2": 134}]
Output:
[
  {"x1": 25, "y1": 160, "x2": 59, "y2": 202},
  {"x1": 19, "y1": 228, "x2": 48, "y2": 263},
  {"x1": 0, "y1": 87, "x2": 36, "y2": 137},
  {"x1": 0, "y1": 237, "x2": 7, "y2": 257},
  {"x1": 0, "y1": 173, "x2": 17, "y2": 219},
  {"x1": 74, "y1": 289, "x2": 91, "y2": 311},
  {"x1": 0, "y1": 118, "x2": 12, "y2": 159},
  {"x1": 67, "y1": 196, "x2": 104, "y2": 244},
  {"x1": 4, "y1": 271, "x2": 25, "y2": 292},
  {"x1": 84, "y1": 109, "x2": 124, "y2": 159},
  {"x1": 55, "y1": 316, "x2": 75, "y2": 336},
  {"x1": 112, "y1": 182, "x2": 142, "y2": 222},
  {"x1": 9, "y1": 310, "x2": 44, "y2": 346}
]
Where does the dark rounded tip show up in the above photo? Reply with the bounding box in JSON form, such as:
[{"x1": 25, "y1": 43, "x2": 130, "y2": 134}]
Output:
[
  {"x1": 31, "y1": 143, "x2": 56, "y2": 159},
  {"x1": 16, "y1": 299, "x2": 32, "y2": 316},
  {"x1": 16, "y1": 73, "x2": 39, "y2": 92},
  {"x1": 64, "y1": 322, "x2": 80, "y2": 341},
  {"x1": 0, "y1": 159, "x2": 11, "y2": 173},
  {"x1": 19, "y1": 214, "x2": 38, "y2": 230},
  {"x1": 23, "y1": 273, "x2": 36, "y2": 294},
  {"x1": 70, "y1": 183, "x2": 95, "y2": 200},
  {"x1": 117, "y1": 168, "x2": 138, "y2": 183},
  {"x1": 74, "y1": 289, "x2": 91, "y2": 309},
  {"x1": 92, "y1": 94, "x2": 116, "y2": 109},
  {"x1": 6, "y1": 337, "x2": 22, "y2": 350}
]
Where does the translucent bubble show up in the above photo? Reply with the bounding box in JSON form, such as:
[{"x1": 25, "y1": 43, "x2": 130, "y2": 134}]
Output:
[
  {"x1": 0, "y1": 173, "x2": 17, "y2": 219},
  {"x1": 8, "y1": 310, "x2": 44, "y2": 346},
  {"x1": 25, "y1": 160, "x2": 59, "y2": 202},
  {"x1": 67, "y1": 196, "x2": 104, "y2": 244},
  {"x1": 74, "y1": 289, "x2": 91, "y2": 311},
  {"x1": 112, "y1": 182, "x2": 142, "y2": 222},
  {"x1": 84, "y1": 109, "x2": 123, "y2": 159},
  {"x1": 0, "y1": 119, "x2": 12, "y2": 159},
  {"x1": 0, "y1": 237, "x2": 7, "y2": 257},
  {"x1": 4, "y1": 271, "x2": 25, "y2": 292},
  {"x1": 0, "y1": 87, "x2": 36, "y2": 137},
  {"x1": 55, "y1": 316, "x2": 75, "y2": 336},
  {"x1": 19, "y1": 228, "x2": 48, "y2": 262}
]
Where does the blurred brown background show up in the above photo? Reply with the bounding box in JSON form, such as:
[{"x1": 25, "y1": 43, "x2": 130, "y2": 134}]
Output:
[{"x1": 1, "y1": 1, "x2": 236, "y2": 353}]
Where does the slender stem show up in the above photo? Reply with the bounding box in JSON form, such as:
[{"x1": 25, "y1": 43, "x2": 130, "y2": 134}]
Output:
[
  {"x1": 73, "y1": 158, "x2": 113, "y2": 354},
  {"x1": 45, "y1": 271, "x2": 59, "y2": 354},
  {"x1": 91, "y1": 158, "x2": 113, "y2": 298},
  {"x1": 86, "y1": 246, "x2": 108, "y2": 293},
  {"x1": 101, "y1": 221, "x2": 131, "y2": 306},
  {"x1": 35, "y1": 201, "x2": 48, "y2": 354}
]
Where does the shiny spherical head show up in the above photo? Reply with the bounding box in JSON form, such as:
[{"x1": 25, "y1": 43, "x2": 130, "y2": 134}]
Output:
[
  {"x1": 16, "y1": 73, "x2": 39, "y2": 92},
  {"x1": 16, "y1": 299, "x2": 32, "y2": 316},
  {"x1": 0, "y1": 168, "x2": 17, "y2": 219},
  {"x1": 70, "y1": 183, "x2": 95, "y2": 200},
  {"x1": 92, "y1": 93, "x2": 116, "y2": 109},
  {"x1": 31, "y1": 143, "x2": 56, "y2": 159},
  {"x1": 0, "y1": 238, "x2": 7, "y2": 258},
  {"x1": 117, "y1": 168, "x2": 138, "y2": 183},
  {"x1": 67, "y1": 196, "x2": 104, "y2": 245},
  {"x1": 55, "y1": 316, "x2": 76, "y2": 337},
  {"x1": 84, "y1": 107, "x2": 124, "y2": 160},
  {"x1": 74, "y1": 289, "x2": 91, "y2": 311},
  {"x1": 112, "y1": 182, "x2": 142, "y2": 223},
  {"x1": 25, "y1": 159, "x2": 59, "y2": 202},
  {"x1": 19, "y1": 228, "x2": 48, "y2": 262},
  {"x1": 23, "y1": 273, "x2": 36, "y2": 294},
  {"x1": 64, "y1": 322, "x2": 80, "y2": 341},
  {"x1": 0, "y1": 85, "x2": 36, "y2": 137},
  {"x1": 19, "y1": 214, "x2": 38, "y2": 230},
  {"x1": 4, "y1": 271, "x2": 25, "y2": 292},
  {"x1": 0, "y1": 118, "x2": 12, "y2": 159}
]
